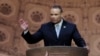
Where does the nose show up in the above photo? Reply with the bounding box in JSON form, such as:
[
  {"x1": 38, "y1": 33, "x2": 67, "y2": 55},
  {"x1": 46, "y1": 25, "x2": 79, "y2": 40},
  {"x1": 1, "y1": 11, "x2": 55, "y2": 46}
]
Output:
[{"x1": 51, "y1": 15, "x2": 56, "y2": 18}]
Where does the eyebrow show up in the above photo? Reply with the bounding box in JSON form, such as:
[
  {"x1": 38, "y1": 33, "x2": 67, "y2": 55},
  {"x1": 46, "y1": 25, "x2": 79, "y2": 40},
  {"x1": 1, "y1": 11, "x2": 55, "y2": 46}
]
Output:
[{"x1": 50, "y1": 14, "x2": 59, "y2": 15}]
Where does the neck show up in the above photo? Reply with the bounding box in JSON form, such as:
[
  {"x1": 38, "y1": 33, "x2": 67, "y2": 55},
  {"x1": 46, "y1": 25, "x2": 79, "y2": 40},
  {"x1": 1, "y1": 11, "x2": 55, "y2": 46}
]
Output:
[{"x1": 55, "y1": 19, "x2": 63, "y2": 24}]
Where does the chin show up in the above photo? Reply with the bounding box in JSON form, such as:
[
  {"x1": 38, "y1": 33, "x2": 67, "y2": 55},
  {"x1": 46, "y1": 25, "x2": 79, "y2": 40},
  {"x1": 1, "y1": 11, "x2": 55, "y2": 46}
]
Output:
[
  {"x1": 51, "y1": 20, "x2": 58, "y2": 23},
  {"x1": 52, "y1": 22, "x2": 58, "y2": 24}
]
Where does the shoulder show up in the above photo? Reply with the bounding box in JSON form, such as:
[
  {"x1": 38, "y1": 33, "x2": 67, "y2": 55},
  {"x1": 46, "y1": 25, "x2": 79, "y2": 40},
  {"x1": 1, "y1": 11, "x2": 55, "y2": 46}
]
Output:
[
  {"x1": 41, "y1": 22, "x2": 52, "y2": 26},
  {"x1": 40, "y1": 22, "x2": 53, "y2": 29},
  {"x1": 63, "y1": 20, "x2": 76, "y2": 27},
  {"x1": 63, "y1": 20, "x2": 78, "y2": 31}
]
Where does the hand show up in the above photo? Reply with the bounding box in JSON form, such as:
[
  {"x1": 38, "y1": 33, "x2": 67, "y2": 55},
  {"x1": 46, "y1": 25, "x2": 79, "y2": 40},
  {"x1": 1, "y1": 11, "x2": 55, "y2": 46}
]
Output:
[
  {"x1": 83, "y1": 46, "x2": 90, "y2": 53},
  {"x1": 19, "y1": 19, "x2": 28, "y2": 30}
]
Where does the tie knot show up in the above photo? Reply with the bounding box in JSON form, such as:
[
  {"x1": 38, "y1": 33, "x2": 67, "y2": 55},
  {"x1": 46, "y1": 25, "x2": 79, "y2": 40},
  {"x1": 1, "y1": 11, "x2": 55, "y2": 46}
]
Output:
[
  {"x1": 55, "y1": 24, "x2": 59, "y2": 29},
  {"x1": 55, "y1": 24, "x2": 59, "y2": 27}
]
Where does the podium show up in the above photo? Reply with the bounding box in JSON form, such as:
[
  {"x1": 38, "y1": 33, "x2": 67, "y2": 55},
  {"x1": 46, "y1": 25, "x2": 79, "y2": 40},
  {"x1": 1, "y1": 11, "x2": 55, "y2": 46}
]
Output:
[{"x1": 26, "y1": 46, "x2": 88, "y2": 56}]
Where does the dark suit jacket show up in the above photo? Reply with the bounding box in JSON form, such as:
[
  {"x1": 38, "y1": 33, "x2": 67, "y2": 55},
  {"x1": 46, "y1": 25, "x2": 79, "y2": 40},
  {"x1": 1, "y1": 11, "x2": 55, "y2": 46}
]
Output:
[{"x1": 22, "y1": 20, "x2": 86, "y2": 47}]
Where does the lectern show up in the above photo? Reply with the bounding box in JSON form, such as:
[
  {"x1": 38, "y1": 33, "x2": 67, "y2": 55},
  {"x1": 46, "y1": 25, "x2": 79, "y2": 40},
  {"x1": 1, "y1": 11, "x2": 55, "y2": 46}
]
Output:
[{"x1": 26, "y1": 46, "x2": 88, "y2": 56}]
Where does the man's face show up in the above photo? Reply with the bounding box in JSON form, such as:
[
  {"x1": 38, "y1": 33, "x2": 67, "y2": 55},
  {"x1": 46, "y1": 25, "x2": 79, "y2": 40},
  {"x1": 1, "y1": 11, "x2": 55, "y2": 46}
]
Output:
[{"x1": 50, "y1": 8, "x2": 62, "y2": 24}]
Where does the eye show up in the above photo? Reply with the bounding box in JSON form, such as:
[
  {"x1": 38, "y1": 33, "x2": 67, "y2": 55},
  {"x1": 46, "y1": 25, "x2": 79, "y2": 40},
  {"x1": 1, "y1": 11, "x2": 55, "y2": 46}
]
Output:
[
  {"x1": 55, "y1": 14, "x2": 58, "y2": 16},
  {"x1": 50, "y1": 14, "x2": 53, "y2": 16},
  {"x1": 50, "y1": 14, "x2": 59, "y2": 16}
]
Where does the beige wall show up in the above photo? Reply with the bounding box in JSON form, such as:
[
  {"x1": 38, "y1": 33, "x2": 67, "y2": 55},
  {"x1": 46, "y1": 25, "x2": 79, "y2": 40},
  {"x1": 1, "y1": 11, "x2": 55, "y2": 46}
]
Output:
[{"x1": 0, "y1": 0, "x2": 100, "y2": 56}]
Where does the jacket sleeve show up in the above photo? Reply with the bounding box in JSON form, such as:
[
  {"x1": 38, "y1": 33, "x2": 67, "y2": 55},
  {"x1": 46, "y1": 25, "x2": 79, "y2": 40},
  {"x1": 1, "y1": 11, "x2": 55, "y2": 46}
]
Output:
[
  {"x1": 72, "y1": 25, "x2": 86, "y2": 47},
  {"x1": 21, "y1": 27, "x2": 43, "y2": 44}
]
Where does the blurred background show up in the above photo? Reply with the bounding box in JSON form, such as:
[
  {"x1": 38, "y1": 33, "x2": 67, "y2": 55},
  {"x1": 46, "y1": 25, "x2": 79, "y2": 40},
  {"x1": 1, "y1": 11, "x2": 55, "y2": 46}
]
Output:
[{"x1": 0, "y1": 0, "x2": 100, "y2": 56}]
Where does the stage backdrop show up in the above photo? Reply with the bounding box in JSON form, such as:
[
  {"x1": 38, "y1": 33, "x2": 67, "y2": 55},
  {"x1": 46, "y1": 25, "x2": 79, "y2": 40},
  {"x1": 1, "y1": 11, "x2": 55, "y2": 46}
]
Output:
[{"x1": 0, "y1": 0, "x2": 100, "y2": 56}]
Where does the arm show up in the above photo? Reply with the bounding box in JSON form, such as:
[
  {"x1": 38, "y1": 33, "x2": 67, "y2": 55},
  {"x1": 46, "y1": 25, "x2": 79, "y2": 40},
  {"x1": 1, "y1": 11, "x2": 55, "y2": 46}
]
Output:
[
  {"x1": 72, "y1": 25, "x2": 86, "y2": 47},
  {"x1": 19, "y1": 19, "x2": 43, "y2": 44},
  {"x1": 73, "y1": 25, "x2": 90, "y2": 52},
  {"x1": 72, "y1": 25, "x2": 90, "y2": 52},
  {"x1": 22, "y1": 28, "x2": 43, "y2": 44}
]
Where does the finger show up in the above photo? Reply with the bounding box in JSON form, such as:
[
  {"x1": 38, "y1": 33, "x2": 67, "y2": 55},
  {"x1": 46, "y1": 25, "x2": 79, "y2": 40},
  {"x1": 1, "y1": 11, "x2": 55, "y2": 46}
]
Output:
[
  {"x1": 25, "y1": 21, "x2": 28, "y2": 25},
  {"x1": 19, "y1": 19, "x2": 25, "y2": 24}
]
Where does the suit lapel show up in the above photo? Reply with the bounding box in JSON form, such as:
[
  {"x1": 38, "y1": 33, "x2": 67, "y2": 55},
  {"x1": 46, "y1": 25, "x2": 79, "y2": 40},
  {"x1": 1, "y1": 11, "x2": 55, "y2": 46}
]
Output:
[
  {"x1": 50, "y1": 23, "x2": 58, "y2": 39},
  {"x1": 59, "y1": 20, "x2": 67, "y2": 39}
]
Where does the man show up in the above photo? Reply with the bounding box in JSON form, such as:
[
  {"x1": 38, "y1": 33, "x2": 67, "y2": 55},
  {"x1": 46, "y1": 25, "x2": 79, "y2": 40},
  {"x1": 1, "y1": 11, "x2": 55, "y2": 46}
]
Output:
[{"x1": 19, "y1": 5, "x2": 88, "y2": 48}]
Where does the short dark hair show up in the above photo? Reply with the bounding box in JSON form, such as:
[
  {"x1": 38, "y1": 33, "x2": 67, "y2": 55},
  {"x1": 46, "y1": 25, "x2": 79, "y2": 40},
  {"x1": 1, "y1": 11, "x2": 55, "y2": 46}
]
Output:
[{"x1": 51, "y1": 5, "x2": 63, "y2": 13}]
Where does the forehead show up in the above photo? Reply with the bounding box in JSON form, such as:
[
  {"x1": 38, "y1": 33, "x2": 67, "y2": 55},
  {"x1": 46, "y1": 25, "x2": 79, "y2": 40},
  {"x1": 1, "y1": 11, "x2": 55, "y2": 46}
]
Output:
[{"x1": 50, "y1": 8, "x2": 61, "y2": 13}]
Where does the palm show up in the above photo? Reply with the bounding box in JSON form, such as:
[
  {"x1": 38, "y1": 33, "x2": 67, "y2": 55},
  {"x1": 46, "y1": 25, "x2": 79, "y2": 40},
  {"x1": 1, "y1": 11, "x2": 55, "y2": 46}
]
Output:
[{"x1": 19, "y1": 19, "x2": 28, "y2": 30}]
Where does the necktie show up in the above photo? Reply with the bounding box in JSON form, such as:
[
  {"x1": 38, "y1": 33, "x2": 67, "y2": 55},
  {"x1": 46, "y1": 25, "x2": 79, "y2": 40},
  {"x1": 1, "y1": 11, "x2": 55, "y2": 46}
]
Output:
[{"x1": 55, "y1": 24, "x2": 60, "y2": 38}]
